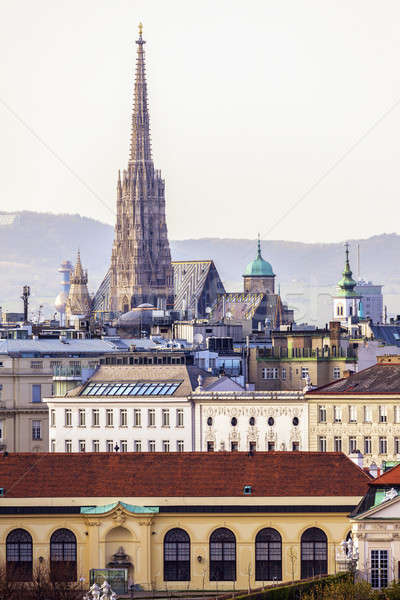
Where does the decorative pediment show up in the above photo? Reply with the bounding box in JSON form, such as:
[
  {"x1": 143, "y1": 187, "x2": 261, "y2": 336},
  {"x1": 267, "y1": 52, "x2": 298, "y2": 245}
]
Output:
[
  {"x1": 355, "y1": 491, "x2": 400, "y2": 520},
  {"x1": 81, "y1": 501, "x2": 159, "y2": 522}
]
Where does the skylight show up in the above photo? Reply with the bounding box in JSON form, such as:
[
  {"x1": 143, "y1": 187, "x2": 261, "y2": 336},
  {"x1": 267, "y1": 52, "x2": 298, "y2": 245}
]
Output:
[{"x1": 80, "y1": 381, "x2": 182, "y2": 397}]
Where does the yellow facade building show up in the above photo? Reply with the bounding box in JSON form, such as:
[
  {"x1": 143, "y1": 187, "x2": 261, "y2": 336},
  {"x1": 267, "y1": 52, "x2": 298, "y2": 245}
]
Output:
[
  {"x1": 0, "y1": 452, "x2": 369, "y2": 591},
  {"x1": 307, "y1": 356, "x2": 400, "y2": 466}
]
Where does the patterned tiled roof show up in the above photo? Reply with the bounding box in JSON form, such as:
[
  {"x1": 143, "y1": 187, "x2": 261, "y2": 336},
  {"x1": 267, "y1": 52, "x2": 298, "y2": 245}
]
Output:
[{"x1": 0, "y1": 452, "x2": 370, "y2": 499}]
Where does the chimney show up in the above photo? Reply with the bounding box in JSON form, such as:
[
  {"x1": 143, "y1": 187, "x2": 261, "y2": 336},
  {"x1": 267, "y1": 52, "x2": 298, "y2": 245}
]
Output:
[
  {"x1": 349, "y1": 450, "x2": 363, "y2": 469},
  {"x1": 369, "y1": 462, "x2": 378, "y2": 478},
  {"x1": 342, "y1": 369, "x2": 354, "y2": 378}
]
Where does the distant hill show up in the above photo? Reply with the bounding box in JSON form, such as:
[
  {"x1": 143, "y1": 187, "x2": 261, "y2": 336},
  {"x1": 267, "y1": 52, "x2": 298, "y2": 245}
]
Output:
[{"x1": 0, "y1": 211, "x2": 399, "y2": 324}]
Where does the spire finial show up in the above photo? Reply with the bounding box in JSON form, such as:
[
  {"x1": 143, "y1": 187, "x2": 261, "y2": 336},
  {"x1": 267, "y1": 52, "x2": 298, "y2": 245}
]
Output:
[
  {"x1": 257, "y1": 233, "x2": 261, "y2": 258},
  {"x1": 345, "y1": 241, "x2": 349, "y2": 264},
  {"x1": 138, "y1": 22, "x2": 143, "y2": 37}
]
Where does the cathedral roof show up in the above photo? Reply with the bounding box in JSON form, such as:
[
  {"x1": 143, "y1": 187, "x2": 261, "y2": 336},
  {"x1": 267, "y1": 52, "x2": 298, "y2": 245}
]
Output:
[{"x1": 244, "y1": 237, "x2": 274, "y2": 278}]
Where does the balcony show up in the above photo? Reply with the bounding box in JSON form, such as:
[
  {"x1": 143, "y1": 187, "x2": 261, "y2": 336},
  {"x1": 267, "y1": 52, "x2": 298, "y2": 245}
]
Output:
[{"x1": 257, "y1": 347, "x2": 356, "y2": 360}]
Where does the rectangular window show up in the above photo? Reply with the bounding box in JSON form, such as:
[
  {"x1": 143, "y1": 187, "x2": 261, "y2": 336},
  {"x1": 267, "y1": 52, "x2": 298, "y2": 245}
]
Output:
[
  {"x1": 379, "y1": 406, "x2": 387, "y2": 423},
  {"x1": 51, "y1": 439, "x2": 55, "y2": 453},
  {"x1": 69, "y1": 360, "x2": 81, "y2": 368},
  {"x1": 207, "y1": 441, "x2": 215, "y2": 452},
  {"x1": 177, "y1": 440, "x2": 184, "y2": 452},
  {"x1": 318, "y1": 406, "x2": 326, "y2": 423},
  {"x1": 163, "y1": 440, "x2": 170, "y2": 452},
  {"x1": 64, "y1": 409, "x2": 72, "y2": 427},
  {"x1": 79, "y1": 440, "x2": 86, "y2": 452},
  {"x1": 268, "y1": 441, "x2": 275, "y2": 451},
  {"x1": 92, "y1": 440, "x2": 100, "y2": 453},
  {"x1": 32, "y1": 384, "x2": 41, "y2": 403},
  {"x1": 301, "y1": 367, "x2": 309, "y2": 379},
  {"x1": 106, "y1": 409, "x2": 114, "y2": 427},
  {"x1": 333, "y1": 436, "x2": 342, "y2": 452},
  {"x1": 120, "y1": 409, "x2": 127, "y2": 427},
  {"x1": 106, "y1": 440, "x2": 113, "y2": 452},
  {"x1": 133, "y1": 409, "x2": 141, "y2": 427},
  {"x1": 162, "y1": 409, "x2": 170, "y2": 427},
  {"x1": 379, "y1": 437, "x2": 387, "y2": 454},
  {"x1": 318, "y1": 436, "x2": 327, "y2": 452},
  {"x1": 148, "y1": 440, "x2": 156, "y2": 452},
  {"x1": 32, "y1": 420, "x2": 41, "y2": 440},
  {"x1": 333, "y1": 367, "x2": 341, "y2": 379},
  {"x1": 50, "y1": 409, "x2": 56, "y2": 427},
  {"x1": 78, "y1": 409, "x2": 86, "y2": 427},
  {"x1": 176, "y1": 409, "x2": 184, "y2": 427},
  {"x1": 231, "y1": 442, "x2": 238, "y2": 452},
  {"x1": 349, "y1": 406, "x2": 357, "y2": 423},
  {"x1": 349, "y1": 436, "x2": 357, "y2": 454},
  {"x1": 281, "y1": 367, "x2": 286, "y2": 380},
  {"x1": 395, "y1": 437, "x2": 400, "y2": 455},
  {"x1": 262, "y1": 368, "x2": 279, "y2": 379},
  {"x1": 364, "y1": 406, "x2": 372, "y2": 423},
  {"x1": 120, "y1": 440, "x2": 128, "y2": 453},
  {"x1": 364, "y1": 436, "x2": 372, "y2": 454},
  {"x1": 371, "y1": 549, "x2": 388, "y2": 588},
  {"x1": 65, "y1": 440, "x2": 72, "y2": 453},
  {"x1": 92, "y1": 409, "x2": 99, "y2": 427},
  {"x1": 31, "y1": 360, "x2": 43, "y2": 370},
  {"x1": 395, "y1": 406, "x2": 400, "y2": 423},
  {"x1": 292, "y1": 441, "x2": 300, "y2": 451},
  {"x1": 249, "y1": 441, "x2": 257, "y2": 452},
  {"x1": 50, "y1": 360, "x2": 61, "y2": 370},
  {"x1": 134, "y1": 440, "x2": 142, "y2": 452},
  {"x1": 148, "y1": 409, "x2": 155, "y2": 427},
  {"x1": 334, "y1": 406, "x2": 342, "y2": 423}
]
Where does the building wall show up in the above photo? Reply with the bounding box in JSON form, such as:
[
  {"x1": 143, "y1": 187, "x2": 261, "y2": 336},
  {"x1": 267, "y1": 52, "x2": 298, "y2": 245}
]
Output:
[
  {"x1": 243, "y1": 276, "x2": 275, "y2": 294},
  {"x1": 47, "y1": 397, "x2": 193, "y2": 453},
  {"x1": 0, "y1": 504, "x2": 354, "y2": 590},
  {"x1": 248, "y1": 351, "x2": 356, "y2": 391},
  {"x1": 0, "y1": 356, "x2": 100, "y2": 452},
  {"x1": 308, "y1": 394, "x2": 400, "y2": 466},
  {"x1": 192, "y1": 392, "x2": 307, "y2": 451}
]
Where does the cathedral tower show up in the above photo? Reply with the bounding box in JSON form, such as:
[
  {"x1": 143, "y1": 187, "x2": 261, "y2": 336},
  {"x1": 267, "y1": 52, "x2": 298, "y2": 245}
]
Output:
[
  {"x1": 65, "y1": 250, "x2": 91, "y2": 321},
  {"x1": 109, "y1": 24, "x2": 173, "y2": 313}
]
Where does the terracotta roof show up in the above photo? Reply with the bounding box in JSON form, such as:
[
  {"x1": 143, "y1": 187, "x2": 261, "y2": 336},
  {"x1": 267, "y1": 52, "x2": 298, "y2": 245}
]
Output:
[
  {"x1": 0, "y1": 452, "x2": 370, "y2": 499},
  {"x1": 307, "y1": 362, "x2": 400, "y2": 395},
  {"x1": 66, "y1": 365, "x2": 218, "y2": 397},
  {"x1": 369, "y1": 463, "x2": 400, "y2": 487}
]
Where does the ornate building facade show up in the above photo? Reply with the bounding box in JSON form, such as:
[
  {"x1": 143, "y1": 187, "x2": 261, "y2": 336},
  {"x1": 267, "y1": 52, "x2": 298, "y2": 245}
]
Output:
[{"x1": 108, "y1": 25, "x2": 173, "y2": 313}]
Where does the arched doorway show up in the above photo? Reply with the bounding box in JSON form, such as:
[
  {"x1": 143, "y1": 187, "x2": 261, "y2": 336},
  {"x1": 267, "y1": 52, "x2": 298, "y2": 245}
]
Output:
[
  {"x1": 209, "y1": 528, "x2": 236, "y2": 581},
  {"x1": 301, "y1": 527, "x2": 327, "y2": 579},
  {"x1": 255, "y1": 528, "x2": 282, "y2": 581},
  {"x1": 50, "y1": 528, "x2": 77, "y2": 582}
]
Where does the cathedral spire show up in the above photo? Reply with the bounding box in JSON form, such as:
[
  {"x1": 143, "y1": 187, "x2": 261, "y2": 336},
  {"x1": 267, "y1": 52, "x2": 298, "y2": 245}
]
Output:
[{"x1": 130, "y1": 22, "x2": 152, "y2": 163}]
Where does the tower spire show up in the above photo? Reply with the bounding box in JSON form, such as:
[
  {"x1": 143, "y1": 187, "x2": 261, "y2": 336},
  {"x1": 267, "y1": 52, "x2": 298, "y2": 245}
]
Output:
[
  {"x1": 257, "y1": 233, "x2": 262, "y2": 258},
  {"x1": 130, "y1": 22, "x2": 152, "y2": 163}
]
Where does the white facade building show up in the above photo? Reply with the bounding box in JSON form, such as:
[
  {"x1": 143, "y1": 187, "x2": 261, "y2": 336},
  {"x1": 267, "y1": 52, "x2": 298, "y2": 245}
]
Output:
[
  {"x1": 191, "y1": 391, "x2": 307, "y2": 452},
  {"x1": 355, "y1": 280, "x2": 383, "y2": 324},
  {"x1": 46, "y1": 364, "x2": 308, "y2": 453}
]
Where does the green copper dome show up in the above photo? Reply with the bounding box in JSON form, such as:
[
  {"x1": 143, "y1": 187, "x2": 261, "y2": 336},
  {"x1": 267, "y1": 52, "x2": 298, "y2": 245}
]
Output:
[
  {"x1": 337, "y1": 244, "x2": 358, "y2": 297},
  {"x1": 244, "y1": 237, "x2": 275, "y2": 277}
]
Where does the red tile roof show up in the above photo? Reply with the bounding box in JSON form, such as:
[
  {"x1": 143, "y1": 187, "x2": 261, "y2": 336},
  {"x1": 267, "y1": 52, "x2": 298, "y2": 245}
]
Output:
[
  {"x1": 307, "y1": 362, "x2": 400, "y2": 395},
  {"x1": 0, "y1": 452, "x2": 370, "y2": 499},
  {"x1": 369, "y1": 463, "x2": 400, "y2": 487}
]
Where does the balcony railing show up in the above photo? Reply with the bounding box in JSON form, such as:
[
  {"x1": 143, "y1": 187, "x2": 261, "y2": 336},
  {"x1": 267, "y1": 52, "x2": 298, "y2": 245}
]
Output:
[{"x1": 257, "y1": 347, "x2": 356, "y2": 360}]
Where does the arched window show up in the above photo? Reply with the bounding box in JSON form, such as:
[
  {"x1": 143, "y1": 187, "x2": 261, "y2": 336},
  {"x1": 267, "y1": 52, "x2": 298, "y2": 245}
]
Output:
[
  {"x1": 6, "y1": 529, "x2": 32, "y2": 581},
  {"x1": 210, "y1": 528, "x2": 236, "y2": 581},
  {"x1": 164, "y1": 528, "x2": 190, "y2": 581},
  {"x1": 50, "y1": 528, "x2": 77, "y2": 582},
  {"x1": 255, "y1": 528, "x2": 282, "y2": 581},
  {"x1": 301, "y1": 527, "x2": 327, "y2": 579}
]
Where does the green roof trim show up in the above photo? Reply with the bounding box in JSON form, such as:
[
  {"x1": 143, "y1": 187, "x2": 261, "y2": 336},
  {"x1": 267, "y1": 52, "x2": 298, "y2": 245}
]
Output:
[
  {"x1": 243, "y1": 236, "x2": 274, "y2": 278},
  {"x1": 337, "y1": 244, "x2": 358, "y2": 297},
  {"x1": 80, "y1": 502, "x2": 159, "y2": 515}
]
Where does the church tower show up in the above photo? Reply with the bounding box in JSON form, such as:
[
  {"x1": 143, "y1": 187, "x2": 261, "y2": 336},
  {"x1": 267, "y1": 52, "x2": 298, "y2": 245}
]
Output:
[
  {"x1": 65, "y1": 250, "x2": 91, "y2": 322},
  {"x1": 109, "y1": 24, "x2": 173, "y2": 313},
  {"x1": 333, "y1": 243, "x2": 361, "y2": 323}
]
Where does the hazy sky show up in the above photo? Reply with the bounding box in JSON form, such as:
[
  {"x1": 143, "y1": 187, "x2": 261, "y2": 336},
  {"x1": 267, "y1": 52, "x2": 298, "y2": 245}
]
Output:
[{"x1": 1, "y1": 0, "x2": 400, "y2": 243}]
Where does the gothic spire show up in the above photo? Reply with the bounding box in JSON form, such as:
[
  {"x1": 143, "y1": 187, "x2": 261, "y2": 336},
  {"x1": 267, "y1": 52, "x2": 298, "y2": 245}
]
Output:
[{"x1": 130, "y1": 23, "x2": 152, "y2": 163}]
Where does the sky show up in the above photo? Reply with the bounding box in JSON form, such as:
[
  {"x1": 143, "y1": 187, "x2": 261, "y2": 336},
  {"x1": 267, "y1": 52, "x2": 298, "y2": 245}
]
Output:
[{"x1": 1, "y1": 0, "x2": 400, "y2": 243}]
